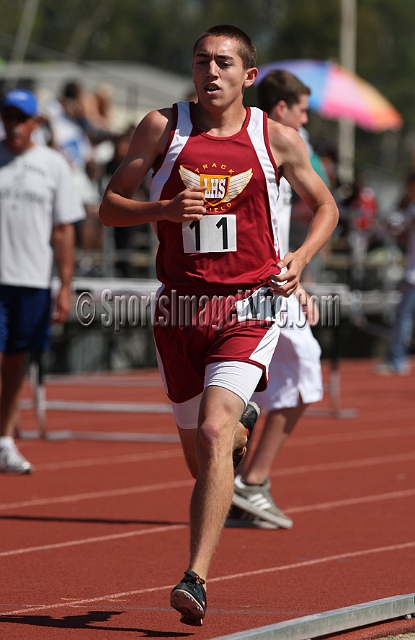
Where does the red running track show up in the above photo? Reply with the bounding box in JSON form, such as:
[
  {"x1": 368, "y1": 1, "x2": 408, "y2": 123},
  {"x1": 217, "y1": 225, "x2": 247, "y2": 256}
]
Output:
[{"x1": 1, "y1": 359, "x2": 415, "y2": 640}]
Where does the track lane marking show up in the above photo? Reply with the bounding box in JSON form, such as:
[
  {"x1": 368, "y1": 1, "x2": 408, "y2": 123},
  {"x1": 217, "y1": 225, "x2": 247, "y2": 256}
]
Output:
[
  {"x1": 1, "y1": 488, "x2": 415, "y2": 558},
  {"x1": 285, "y1": 426, "x2": 415, "y2": 447},
  {"x1": 284, "y1": 487, "x2": 415, "y2": 514},
  {"x1": 0, "y1": 479, "x2": 195, "y2": 511},
  {"x1": 1, "y1": 451, "x2": 415, "y2": 512},
  {"x1": 35, "y1": 448, "x2": 183, "y2": 471},
  {"x1": 13, "y1": 427, "x2": 415, "y2": 474},
  {"x1": 0, "y1": 524, "x2": 187, "y2": 558},
  {"x1": 271, "y1": 451, "x2": 415, "y2": 477},
  {"x1": 29, "y1": 443, "x2": 415, "y2": 473},
  {"x1": 2, "y1": 540, "x2": 415, "y2": 617}
]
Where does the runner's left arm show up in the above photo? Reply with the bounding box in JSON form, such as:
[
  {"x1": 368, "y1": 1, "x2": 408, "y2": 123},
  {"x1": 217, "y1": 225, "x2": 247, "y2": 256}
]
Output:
[{"x1": 268, "y1": 122, "x2": 339, "y2": 297}]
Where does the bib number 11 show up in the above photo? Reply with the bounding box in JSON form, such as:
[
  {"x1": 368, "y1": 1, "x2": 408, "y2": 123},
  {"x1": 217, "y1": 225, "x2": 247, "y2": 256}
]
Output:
[{"x1": 182, "y1": 214, "x2": 237, "y2": 253}]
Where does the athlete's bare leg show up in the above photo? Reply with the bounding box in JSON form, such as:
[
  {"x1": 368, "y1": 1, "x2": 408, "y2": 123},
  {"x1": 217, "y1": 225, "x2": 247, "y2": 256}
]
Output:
[
  {"x1": 178, "y1": 427, "x2": 198, "y2": 479},
  {"x1": 178, "y1": 401, "x2": 248, "y2": 481},
  {"x1": 1, "y1": 353, "x2": 26, "y2": 437},
  {"x1": 241, "y1": 400, "x2": 307, "y2": 485},
  {"x1": 185, "y1": 385, "x2": 246, "y2": 580}
]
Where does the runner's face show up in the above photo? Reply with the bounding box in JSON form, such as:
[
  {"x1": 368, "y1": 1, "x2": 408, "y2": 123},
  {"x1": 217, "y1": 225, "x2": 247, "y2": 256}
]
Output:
[
  {"x1": 279, "y1": 94, "x2": 309, "y2": 131},
  {"x1": 1, "y1": 107, "x2": 38, "y2": 153},
  {"x1": 192, "y1": 35, "x2": 257, "y2": 109}
]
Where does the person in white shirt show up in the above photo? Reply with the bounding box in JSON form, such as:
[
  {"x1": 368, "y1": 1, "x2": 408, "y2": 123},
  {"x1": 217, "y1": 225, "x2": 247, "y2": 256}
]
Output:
[{"x1": 0, "y1": 89, "x2": 85, "y2": 474}]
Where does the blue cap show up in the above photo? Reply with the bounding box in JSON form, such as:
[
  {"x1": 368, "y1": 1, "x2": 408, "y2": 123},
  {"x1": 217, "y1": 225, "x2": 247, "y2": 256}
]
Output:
[{"x1": 1, "y1": 89, "x2": 39, "y2": 116}]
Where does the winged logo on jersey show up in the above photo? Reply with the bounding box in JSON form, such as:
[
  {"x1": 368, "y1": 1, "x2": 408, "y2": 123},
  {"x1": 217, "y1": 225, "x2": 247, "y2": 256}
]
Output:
[{"x1": 179, "y1": 165, "x2": 253, "y2": 207}]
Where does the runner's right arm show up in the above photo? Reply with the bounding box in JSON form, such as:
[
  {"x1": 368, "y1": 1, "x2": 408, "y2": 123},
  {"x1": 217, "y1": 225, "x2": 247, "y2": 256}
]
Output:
[{"x1": 99, "y1": 108, "x2": 206, "y2": 227}]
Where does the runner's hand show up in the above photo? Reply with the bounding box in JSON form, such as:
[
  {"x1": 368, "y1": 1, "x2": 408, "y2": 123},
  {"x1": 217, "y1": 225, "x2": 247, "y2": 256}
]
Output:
[
  {"x1": 269, "y1": 252, "x2": 306, "y2": 297},
  {"x1": 164, "y1": 186, "x2": 206, "y2": 222}
]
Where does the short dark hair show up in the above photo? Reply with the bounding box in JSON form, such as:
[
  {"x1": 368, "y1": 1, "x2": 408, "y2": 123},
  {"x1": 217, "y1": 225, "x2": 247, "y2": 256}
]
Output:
[
  {"x1": 257, "y1": 70, "x2": 311, "y2": 115},
  {"x1": 193, "y1": 24, "x2": 257, "y2": 69}
]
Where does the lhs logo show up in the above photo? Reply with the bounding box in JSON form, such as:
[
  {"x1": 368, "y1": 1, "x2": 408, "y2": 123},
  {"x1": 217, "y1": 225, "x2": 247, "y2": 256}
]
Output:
[{"x1": 179, "y1": 165, "x2": 252, "y2": 207}]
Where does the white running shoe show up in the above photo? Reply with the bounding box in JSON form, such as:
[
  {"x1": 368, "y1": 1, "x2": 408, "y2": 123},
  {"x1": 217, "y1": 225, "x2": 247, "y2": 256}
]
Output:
[
  {"x1": 0, "y1": 438, "x2": 33, "y2": 474},
  {"x1": 232, "y1": 475, "x2": 293, "y2": 528},
  {"x1": 225, "y1": 504, "x2": 279, "y2": 529}
]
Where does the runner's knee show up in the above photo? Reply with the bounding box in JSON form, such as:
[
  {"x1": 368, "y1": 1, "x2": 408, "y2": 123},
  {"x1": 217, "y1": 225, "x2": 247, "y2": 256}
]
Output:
[{"x1": 196, "y1": 419, "x2": 231, "y2": 461}]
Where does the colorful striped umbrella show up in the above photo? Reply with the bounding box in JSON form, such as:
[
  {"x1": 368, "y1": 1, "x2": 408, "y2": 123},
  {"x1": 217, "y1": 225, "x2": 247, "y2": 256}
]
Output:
[{"x1": 256, "y1": 59, "x2": 403, "y2": 132}]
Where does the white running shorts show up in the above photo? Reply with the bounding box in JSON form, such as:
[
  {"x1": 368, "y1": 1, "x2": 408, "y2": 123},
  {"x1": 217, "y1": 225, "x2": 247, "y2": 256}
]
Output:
[
  {"x1": 170, "y1": 360, "x2": 263, "y2": 430},
  {"x1": 252, "y1": 294, "x2": 323, "y2": 410}
]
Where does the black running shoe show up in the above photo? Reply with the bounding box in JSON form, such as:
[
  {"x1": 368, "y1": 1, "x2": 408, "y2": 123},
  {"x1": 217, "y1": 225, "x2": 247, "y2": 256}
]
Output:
[
  {"x1": 232, "y1": 401, "x2": 260, "y2": 469},
  {"x1": 170, "y1": 570, "x2": 207, "y2": 626}
]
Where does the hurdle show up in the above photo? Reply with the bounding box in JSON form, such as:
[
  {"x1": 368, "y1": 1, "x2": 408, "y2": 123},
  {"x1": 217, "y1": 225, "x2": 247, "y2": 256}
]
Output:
[{"x1": 17, "y1": 353, "x2": 179, "y2": 443}]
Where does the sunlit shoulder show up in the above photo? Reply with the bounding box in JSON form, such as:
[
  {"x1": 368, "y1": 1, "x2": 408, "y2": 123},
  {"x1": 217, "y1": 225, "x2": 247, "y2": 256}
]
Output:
[
  {"x1": 267, "y1": 119, "x2": 306, "y2": 166},
  {"x1": 130, "y1": 107, "x2": 174, "y2": 156}
]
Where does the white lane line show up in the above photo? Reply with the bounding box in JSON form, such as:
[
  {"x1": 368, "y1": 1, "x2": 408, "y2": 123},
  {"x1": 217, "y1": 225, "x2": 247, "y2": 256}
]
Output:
[
  {"x1": 344, "y1": 409, "x2": 414, "y2": 423},
  {"x1": 19, "y1": 444, "x2": 415, "y2": 475},
  {"x1": 15, "y1": 428, "x2": 415, "y2": 473},
  {"x1": 35, "y1": 448, "x2": 183, "y2": 471},
  {"x1": 286, "y1": 426, "x2": 415, "y2": 448},
  {"x1": 1, "y1": 488, "x2": 414, "y2": 559},
  {"x1": 272, "y1": 451, "x2": 415, "y2": 477},
  {"x1": 285, "y1": 487, "x2": 415, "y2": 514},
  {"x1": 1, "y1": 456, "x2": 415, "y2": 512},
  {"x1": 0, "y1": 453, "x2": 415, "y2": 511},
  {"x1": 2, "y1": 540, "x2": 415, "y2": 617},
  {"x1": 0, "y1": 479, "x2": 194, "y2": 511},
  {"x1": 0, "y1": 524, "x2": 187, "y2": 558}
]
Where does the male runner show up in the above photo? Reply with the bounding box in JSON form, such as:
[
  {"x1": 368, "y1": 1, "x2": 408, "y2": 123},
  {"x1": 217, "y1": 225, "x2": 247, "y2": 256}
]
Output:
[
  {"x1": 100, "y1": 26, "x2": 338, "y2": 626},
  {"x1": 227, "y1": 70, "x2": 325, "y2": 529}
]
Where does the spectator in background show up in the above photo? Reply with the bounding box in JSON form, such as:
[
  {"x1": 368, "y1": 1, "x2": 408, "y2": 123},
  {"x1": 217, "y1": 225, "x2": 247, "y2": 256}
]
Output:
[
  {"x1": 344, "y1": 173, "x2": 377, "y2": 234},
  {"x1": 298, "y1": 127, "x2": 331, "y2": 190},
  {"x1": 60, "y1": 81, "x2": 114, "y2": 143},
  {"x1": 60, "y1": 81, "x2": 90, "y2": 131},
  {"x1": 90, "y1": 83, "x2": 113, "y2": 132},
  {"x1": 73, "y1": 158, "x2": 104, "y2": 261},
  {"x1": 374, "y1": 172, "x2": 415, "y2": 375},
  {"x1": 45, "y1": 82, "x2": 110, "y2": 259},
  {"x1": 46, "y1": 86, "x2": 92, "y2": 171},
  {"x1": 0, "y1": 89, "x2": 85, "y2": 473},
  {"x1": 103, "y1": 127, "x2": 135, "y2": 179},
  {"x1": 101, "y1": 126, "x2": 147, "y2": 277},
  {"x1": 341, "y1": 172, "x2": 377, "y2": 287},
  {"x1": 313, "y1": 139, "x2": 339, "y2": 192}
]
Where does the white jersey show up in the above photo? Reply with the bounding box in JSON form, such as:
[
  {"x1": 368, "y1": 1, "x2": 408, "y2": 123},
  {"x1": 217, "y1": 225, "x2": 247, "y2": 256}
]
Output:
[
  {"x1": 0, "y1": 142, "x2": 85, "y2": 288},
  {"x1": 253, "y1": 163, "x2": 323, "y2": 410},
  {"x1": 277, "y1": 176, "x2": 292, "y2": 258}
]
